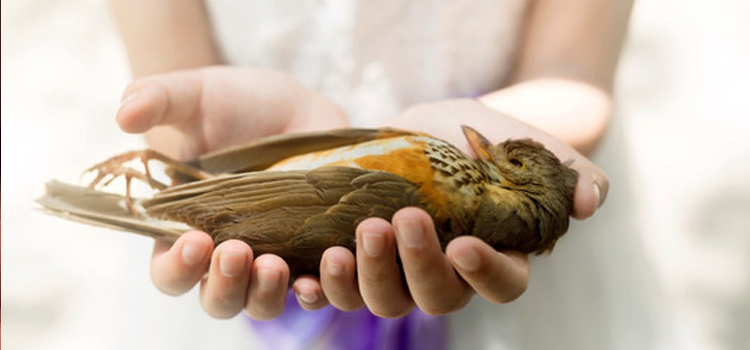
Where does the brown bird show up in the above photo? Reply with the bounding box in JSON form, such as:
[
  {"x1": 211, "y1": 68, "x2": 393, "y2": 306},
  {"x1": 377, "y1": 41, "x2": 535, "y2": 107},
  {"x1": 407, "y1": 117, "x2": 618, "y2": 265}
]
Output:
[{"x1": 38, "y1": 126, "x2": 578, "y2": 277}]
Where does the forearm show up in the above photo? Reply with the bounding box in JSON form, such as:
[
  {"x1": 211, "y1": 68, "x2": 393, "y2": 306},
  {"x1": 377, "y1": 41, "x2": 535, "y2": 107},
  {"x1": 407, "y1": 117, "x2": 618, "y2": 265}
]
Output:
[
  {"x1": 481, "y1": 0, "x2": 633, "y2": 155},
  {"x1": 108, "y1": 0, "x2": 223, "y2": 77}
]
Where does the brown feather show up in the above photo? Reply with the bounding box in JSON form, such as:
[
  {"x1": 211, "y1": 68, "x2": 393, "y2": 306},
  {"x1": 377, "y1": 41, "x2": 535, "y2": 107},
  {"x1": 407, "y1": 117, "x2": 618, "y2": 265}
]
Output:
[
  {"x1": 142, "y1": 166, "x2": 422, "y2": 276},
  {"x1": 38, "y1": 127, "x2": 580, "y2": 277}
]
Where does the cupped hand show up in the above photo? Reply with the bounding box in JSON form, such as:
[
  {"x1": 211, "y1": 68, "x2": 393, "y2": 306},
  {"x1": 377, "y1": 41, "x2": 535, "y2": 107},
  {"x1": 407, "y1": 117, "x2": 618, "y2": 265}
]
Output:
[
  {"x1": 116, "y1": 66, "x2": 349, "y2": 319},
  {"x1": 121, "y1": 74, "x2": 607, "y2": 320},
  {"x1": 116, "y1": 66, "x2": 348, "y2": 161},
  {"x1": 300, "y1": 99, "x2": 608, "y2": 317},
  {"x1": 149, "y1": 232, "x2": 290, "y2": 320},
  {"x1": 387, "y1": 99, "x2": 608, "y2": 220},
  {"x1": 297, "y1": 208, "x2": 530, "y2": 318}
]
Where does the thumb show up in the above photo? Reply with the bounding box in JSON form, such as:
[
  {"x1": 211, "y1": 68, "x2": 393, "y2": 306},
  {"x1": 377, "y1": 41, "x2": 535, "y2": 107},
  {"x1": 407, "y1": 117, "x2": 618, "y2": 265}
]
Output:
[
  {"x1": 570, "y1": 158, "x2": 608, "y2": 220},
  {"x1": 116, "y1": 71, "x2": 205, "y2": 134}
]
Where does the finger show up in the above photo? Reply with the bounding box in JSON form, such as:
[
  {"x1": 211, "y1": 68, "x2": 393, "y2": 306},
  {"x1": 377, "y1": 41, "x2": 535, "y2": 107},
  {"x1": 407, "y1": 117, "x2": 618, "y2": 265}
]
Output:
[
  {"x1": 356, "y1": 218, "x2": 414, "y2": 318},
  {"x1": 392, "y1": 208, "x2": 473, "y2": 315},
  {"x1": 320, "y1": 247, "x2": 364, "y2": 311},
  {"x1": 292, "y1": 275, "x2": 329, "y2": 311},
  {"x1": 116, "y1": 71, "x2": 204, "y2": 134},
  {"x1": 150, "y1": 230, "x2": 213, "y2": 296},
  {"x1": 571, "y1": 161, "x2": 609, "y2": 219},
  {"x1": 198, "y1": 240, "x2": 253, "y2": 319},
  {"x1": 245, "y1": 254, "x2": 290, "y2": 320},
  {"x1": 446, "y1": 236, "x2": 530, "y2": 304},
  {"x1": 534, "y1": 135, "x2": 608, "y2": 220}
]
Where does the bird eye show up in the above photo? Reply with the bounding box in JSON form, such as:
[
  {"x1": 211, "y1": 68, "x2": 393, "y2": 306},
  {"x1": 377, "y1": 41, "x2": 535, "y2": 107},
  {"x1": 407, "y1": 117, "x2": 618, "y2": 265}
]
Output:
[{"x1": 509, "y1": 158, "x2": 524, "y2": 168}]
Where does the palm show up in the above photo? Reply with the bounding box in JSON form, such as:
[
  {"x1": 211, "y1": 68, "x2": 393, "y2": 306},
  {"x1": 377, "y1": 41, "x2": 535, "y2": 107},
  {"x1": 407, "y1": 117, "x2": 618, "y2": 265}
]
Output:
[
  {"x1": 118, "y1": 67, "x2": 349, "y2": 160},
  {"x1": 386, "y1": 99, "x2": 606, "y2": 219}
]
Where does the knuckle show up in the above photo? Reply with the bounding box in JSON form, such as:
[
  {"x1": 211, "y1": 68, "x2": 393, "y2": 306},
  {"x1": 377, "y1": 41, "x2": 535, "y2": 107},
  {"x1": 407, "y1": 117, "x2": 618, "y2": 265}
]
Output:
[
  {"x1": 404, "y1": 257, "x2": 434, "y2": 275},
  {"x1": 358, "y1": 264, "x2": 394, "y2": 286},
  {"x1": 400, "y1": 247, "x2": 440, "y2": 274},
  {"x1": 358, "y1": 272, "x2": 382, "y2": 288}
]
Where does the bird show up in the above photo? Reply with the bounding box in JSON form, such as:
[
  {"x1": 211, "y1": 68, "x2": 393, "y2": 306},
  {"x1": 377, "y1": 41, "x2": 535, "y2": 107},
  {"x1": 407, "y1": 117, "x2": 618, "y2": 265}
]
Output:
[{"x1": 38, "y1": 126, "x2": 578, "y2": 278}]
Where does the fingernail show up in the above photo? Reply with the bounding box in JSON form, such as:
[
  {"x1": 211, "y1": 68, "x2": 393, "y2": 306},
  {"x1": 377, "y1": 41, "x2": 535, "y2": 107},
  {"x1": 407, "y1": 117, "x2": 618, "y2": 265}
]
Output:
[
  {"x1": 258, "y1": 268, "x2": 281, "y2": 292},
  {"x1": 362, "y1": 230, "x2": 385, "y2": 257},
  {"x1": 396, "y1": 220, "x2": 424, "y2": 248},
  {"x1": 593, "y1": 182, "x2": 602, "y2": 208},
  {"x1": 219, "y1": 251, "x2": 247, "y2": 278},
  {"x1": 297, "y1": 291, "x2": 319, "y2": 305},
  {"x1": 181, "y1": 241, "x2": 206, "y2": 266},
  {"x1": 453, "y1": 248, "x2": 480, "y2": 272}
]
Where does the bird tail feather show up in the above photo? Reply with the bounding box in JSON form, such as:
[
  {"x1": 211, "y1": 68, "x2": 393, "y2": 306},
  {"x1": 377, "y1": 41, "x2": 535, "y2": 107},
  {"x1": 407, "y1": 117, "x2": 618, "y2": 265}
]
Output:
[{"x1": 37, "y1": 180, "x2": 187, "y2": 242}]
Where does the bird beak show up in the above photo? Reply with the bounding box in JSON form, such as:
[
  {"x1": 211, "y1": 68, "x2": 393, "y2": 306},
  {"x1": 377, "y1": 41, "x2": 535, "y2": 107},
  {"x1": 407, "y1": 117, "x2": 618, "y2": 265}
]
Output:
[{"x1": 461, "y1": 125, "x2": 493, "y2": 161}]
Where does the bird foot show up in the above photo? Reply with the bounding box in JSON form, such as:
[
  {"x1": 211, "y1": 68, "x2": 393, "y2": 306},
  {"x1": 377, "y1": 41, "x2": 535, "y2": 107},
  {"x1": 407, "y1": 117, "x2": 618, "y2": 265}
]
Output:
[{"x1": 84, "y1": 150, "x2": 213, "y2": 215}]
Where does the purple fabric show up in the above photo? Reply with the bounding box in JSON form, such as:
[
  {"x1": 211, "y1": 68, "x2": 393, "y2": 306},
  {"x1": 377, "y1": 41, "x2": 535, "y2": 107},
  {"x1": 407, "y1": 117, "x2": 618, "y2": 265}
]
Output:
[{"x1": 249, "y1": 291, "x2": 447, "y2": 350}]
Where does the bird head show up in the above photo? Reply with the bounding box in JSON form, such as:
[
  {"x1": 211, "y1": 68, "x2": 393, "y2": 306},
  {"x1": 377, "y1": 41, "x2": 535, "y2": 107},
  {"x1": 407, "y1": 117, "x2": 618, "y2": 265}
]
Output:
[{"x1": 461, "y1": 125, "x2": 579, "y2": 253}]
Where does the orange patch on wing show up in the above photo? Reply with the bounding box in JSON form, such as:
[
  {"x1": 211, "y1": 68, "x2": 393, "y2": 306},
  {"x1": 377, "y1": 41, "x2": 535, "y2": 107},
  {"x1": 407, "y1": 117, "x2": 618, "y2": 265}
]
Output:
[{"x1": 353, "y1": 142, "x2": 451, "y2": 217}]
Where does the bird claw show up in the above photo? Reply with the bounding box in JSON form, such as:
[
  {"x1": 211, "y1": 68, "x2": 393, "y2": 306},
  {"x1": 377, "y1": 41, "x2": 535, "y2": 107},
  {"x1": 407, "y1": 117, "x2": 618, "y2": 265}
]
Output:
[
  {"x1": 86, "y1": 150, "x2": 169, "y2": 188},
  {"x1": 84, "y1": 150, "x2": 213, "y2": 215}
]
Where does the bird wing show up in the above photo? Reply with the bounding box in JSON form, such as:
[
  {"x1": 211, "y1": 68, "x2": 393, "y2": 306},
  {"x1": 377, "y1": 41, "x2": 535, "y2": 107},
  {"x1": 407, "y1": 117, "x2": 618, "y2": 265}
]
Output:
[
  {"x1": 142, "y1": 166, "x2": 422, "y2": 273},
  {"x1": 193, "y1": 128, "x2": 421, "y2": 174}
]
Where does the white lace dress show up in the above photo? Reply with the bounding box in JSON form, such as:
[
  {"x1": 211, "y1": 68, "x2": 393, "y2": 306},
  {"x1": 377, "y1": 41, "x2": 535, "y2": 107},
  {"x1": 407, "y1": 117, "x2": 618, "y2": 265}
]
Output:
[
  {"x1": 205, "y1": 1, "x2": 666, "y2": 349},
  {"x1": 207, "y1": 0, "x2": 526, "y2": 126}
]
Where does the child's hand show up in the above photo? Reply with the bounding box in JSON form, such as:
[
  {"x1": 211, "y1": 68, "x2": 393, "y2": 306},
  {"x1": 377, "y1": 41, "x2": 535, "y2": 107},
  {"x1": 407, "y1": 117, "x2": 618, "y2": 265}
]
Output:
[
  {"x1": 387, "y1": 99, "x2": 608, "y2": 220},
  {"x1": 116, "y1": 66, "x2": 349, "y2": 319},
  {"x1": 296, "y1": 99, "x2": 608, "y2": 317},
  {"x1": 294, "y1": 207, "x2": 530, "y2": 317},
  {"x1": 118, "y1": 73, "x2": 607, "y2": 320},
  {"x1": 116, "y1": 66, "x2": 349, "y2": 160}
]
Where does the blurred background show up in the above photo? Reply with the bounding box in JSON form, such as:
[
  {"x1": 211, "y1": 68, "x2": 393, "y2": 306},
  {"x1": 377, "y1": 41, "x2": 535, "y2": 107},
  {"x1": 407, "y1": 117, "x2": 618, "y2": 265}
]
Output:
[{"x1": 2, "y1": 0, "x2": 749, "y2": 349}]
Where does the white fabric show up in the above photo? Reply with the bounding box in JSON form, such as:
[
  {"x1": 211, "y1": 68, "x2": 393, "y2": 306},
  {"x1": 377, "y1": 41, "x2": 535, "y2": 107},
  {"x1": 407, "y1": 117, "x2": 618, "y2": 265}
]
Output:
[{"x1": 206, "y1": 0, "x2": 528, "y2": 127}]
